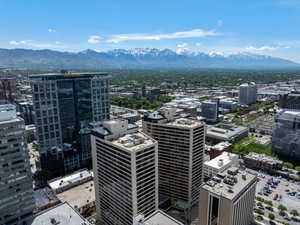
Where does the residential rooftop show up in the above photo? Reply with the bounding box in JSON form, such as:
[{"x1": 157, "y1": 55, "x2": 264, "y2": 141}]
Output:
[
  {"x1": 31, "y1": 202, "x2": 90, "y2": 225},
  {"x1": 202, "y1": 167, "x2": 257, "y2": 200}
]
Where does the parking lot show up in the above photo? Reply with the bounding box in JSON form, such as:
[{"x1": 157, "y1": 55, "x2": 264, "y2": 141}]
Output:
[{"x1": 250, "y1": 169, "x2": 300, "y2": 225}]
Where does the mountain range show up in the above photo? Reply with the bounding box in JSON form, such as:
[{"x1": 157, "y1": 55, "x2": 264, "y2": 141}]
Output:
[{"x1": 0, "y1": 48, "x2": 299, "y2": 69}]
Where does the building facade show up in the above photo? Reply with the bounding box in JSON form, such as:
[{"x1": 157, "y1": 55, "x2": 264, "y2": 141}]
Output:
[
  {"x1": 198, "y1": 167, "x2": 257, "y2": 225},
  {"x1": 0, "y1": 105, "x2": 35, "y2": 225},
  {"x1": 30, "y1": 72, "x2": 110, "y2": 176},
  {"x1": 16, "y1": 101, "x2": 35, "y2": 125},
  {"x1": 0, "y1": 76, "x2": 17, "y2": 104},
  {"x1": 279, "y1": 91, "x2": 300, "y2": 110},
  {"x1": 239, "y1": 82, "x2": 257, "y2": 105},
  {"x1": 143, "y1": 108, "x2": 205, "y2": 221},
  {"x1": 91, "y1": 119, "x2": 158, "y2": 225},
  {"x1": 201, "y1": 100, "x2": 219, "y2": 122},
  {"x1": 272, "y1": 110, "x2": 300, "y2": 159}
]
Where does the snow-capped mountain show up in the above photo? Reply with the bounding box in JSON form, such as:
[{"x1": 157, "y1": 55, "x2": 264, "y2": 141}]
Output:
[{"x1": 0, "y1": 48, "x2": 299, "y2": 69}]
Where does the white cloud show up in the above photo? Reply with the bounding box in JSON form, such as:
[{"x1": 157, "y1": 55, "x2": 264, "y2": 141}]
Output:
[
  {"x1": 48, "y1": 28, "x2": 56, "y2": 33},
  {"x1": 106, "y1": 29, "x2": 217, "y2": 43},
  {"x1": 217, "y1": 20, "x2": 223, "y2": 27},
  {"x1": 245, "y1": 45, "x2": 278, "y2": 51},
  {"x1": 9, "y1": 40, "x2": 66, "y2": 49},
  {"x1": 88, "y1": 35, "x2": 102, "y2": 44},
  {"x1": 177, "y1": 43, "x2": 188, "y2": 48},
  {"x1": 195, "y1": 42, "x2": 202, "y2": 47}
]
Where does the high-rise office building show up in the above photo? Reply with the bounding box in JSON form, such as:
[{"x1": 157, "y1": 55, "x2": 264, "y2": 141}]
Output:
[
  {"x1": 272, "y1": 109, "x2": 300, "y2": 159},
  {"x1": 30, "y1": 72, "x2": 110, "y2": 176},
  {"x1": 143, "y1": 108, "x2": 205, "y2": 220},
  {"x1": 201, "y1": 99, "x2": 219, "y2": 122},
  {"x1": 0, "y1": 104, "x2": 35, "y2": 225},
  {"x1": 91, "y1": 119, "x2": 158, "y2": 225},
  {"x1": 198, "y1": 167, "x2": 257, "y2": 225},
  {"x1": 279, "y1": 91, "x2": 300, "y2": 110},
  {"x1": 0, "y1": 76, "x2": 17, "y2": 104},
  {"x1": 239, "y1": 82, "x2": 257, "y2": 105}
]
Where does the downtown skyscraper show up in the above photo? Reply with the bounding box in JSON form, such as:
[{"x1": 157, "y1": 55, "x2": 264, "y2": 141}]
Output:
[
  {"x1": 143, "y1": 107, "x2": 205, "y2": 222},
  {"x1": 30, "y1": 72, "x2": 110, "y2": 176},
  {"x1": 91, "y1": 119, "x2": 158, "y2": 225},
  {"x1": 0, "y1": 104, "x2": 35, "y2": 225}
]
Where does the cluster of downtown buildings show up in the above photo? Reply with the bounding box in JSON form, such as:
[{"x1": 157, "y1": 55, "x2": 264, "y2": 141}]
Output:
[{"x1": 0, "y1": 71, "x2": 299, "y2": 225}]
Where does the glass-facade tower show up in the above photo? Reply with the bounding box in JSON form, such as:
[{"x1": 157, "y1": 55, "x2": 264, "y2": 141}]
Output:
[{"x1": 30, "y1": 72, "x2": 110, "y2": 176}]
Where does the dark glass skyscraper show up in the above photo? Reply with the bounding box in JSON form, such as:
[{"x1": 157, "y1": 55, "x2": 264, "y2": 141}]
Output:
[{"x1": 30, "y1": 72, "x2": 110, "y2": 176}]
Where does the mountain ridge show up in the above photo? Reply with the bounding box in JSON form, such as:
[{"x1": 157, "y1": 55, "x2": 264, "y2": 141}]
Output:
[{"x1": 0, "y1": 48, "x2": 299, "y2": 69}]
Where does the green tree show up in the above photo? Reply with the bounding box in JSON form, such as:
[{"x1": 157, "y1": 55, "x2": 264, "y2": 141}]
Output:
[
  {"x1": 295, "y1": 166, "x2": 300, "y2": 173},
  {"x1": 268, "y1": 213, "x2": 275, "y2": 220},
  {"x1": 283, "y1": 162, "x2": 294, "y2": 169},
  {"x1": 290, "y1": 210, "x2": 299, "y2": 217},
  {"x1": 278, "y1": 204, "x2": 287, "y2": 212},
  {"x1": 256, "y1": 196, "x2": 265, "y2": 202},
  {"x1": 254, "y1": 208, "x2": 264, "y2": 215},
  {"x1": 265, "y1": 200, "x2": 273, "y2": 206}
]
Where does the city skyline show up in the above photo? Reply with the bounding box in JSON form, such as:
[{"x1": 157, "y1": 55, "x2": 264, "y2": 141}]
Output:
[{"x1": 1, "y1": 0, "x2": 300, "y2": 62}]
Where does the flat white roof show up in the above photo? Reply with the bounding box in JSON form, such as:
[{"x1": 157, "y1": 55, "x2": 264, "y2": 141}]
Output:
[
  {"x1": 204, "y1": 152, "x2": 238, "y2": 170},
  {"x1": 145, "y1": 210, "x2": 184, "y2": 225},
  {"x1": 31, "y1": 202, "x2": 89, "y2": 225},
  {"x1": 48, "y1": 169, "x2": 93, "y2": 191}
]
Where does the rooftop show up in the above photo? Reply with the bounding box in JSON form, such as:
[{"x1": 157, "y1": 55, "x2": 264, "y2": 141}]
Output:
[
  {"x1": 48, "y1": 169, "x2": 93, "y2": 193},
  {"x1": 206, "y1": 123, "x2": 248, "y2": 139},
  {"x1": 111, "y1": 132, "x2": 156, "y2": 151},
  {"x1": 135, "y1": 210, "x2": 184, "y2": 225},
  {"x1": 0, "y1": 104, "x2": 16, "y2": 122},
  {"x1": 31, "y1": 202, "x2": 90, "y2": 225},
  {"x1": 204, "y1": 152, "x2": 239, "y2": 170},
  {"x1": 211, "y1": 141, "x2": 232, "y2": 151},
  {"x1": 29, "y1": 72, "x2": 109, "y2": 79},
  {"x1": 56, "y1": 180, "x2": 95, "y2": 210},
  {"x1": 202, "y1": 167, "x2": 257, "y2": 200},
  {"x1": 244, "y1": 152, "x2": 283, "y2": 165}
]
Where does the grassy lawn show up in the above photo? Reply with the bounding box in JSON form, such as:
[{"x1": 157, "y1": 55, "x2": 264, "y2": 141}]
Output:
[{"x1": 232, "y1": 136, "x2": 275, "y2": 157}]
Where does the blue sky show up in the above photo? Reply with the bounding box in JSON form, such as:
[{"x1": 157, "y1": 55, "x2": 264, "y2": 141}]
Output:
[{"x1": 1, "y1": 0, "x2": 300, "y2": 62}]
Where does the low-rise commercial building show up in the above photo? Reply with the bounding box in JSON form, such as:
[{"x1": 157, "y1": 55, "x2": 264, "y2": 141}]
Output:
[
  {"x1": 206, "y1": 123, "x2": 248, "y2": 144},
  {"x1": 48, "y1": 169, "x2": 93, "y2": 194},
  {"x1": 198, "y1": 167, "x2": 257, "y2": 225},
  {"x1": 243, "y1": 152, "x2": 283, "y2": 173},
  {"x1": 209, "y1": 141, "x2": 232, "y2": 159},
  {"x1": 203, "y1": 152, "x2": 239, "y2": 180}
]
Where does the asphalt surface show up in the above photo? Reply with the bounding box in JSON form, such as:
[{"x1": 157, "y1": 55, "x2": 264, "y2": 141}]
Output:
[{"x1": 250, "y1": 169, "x2": 300, "y2": 225}]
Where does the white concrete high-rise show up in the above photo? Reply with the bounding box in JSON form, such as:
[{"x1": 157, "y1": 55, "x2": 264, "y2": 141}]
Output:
[
  {"x1": 91, "y1": 119, "x2": 158, "y2": 225},
  {"x1": 239, "y1": 82, "x2": 257, "y2": 105},
  {"x1": 0, "y1": 104, "x2": 35, "y2": 225},
  {"x1": 143, "y1": 108, "x2": 205, "y2": 221}
]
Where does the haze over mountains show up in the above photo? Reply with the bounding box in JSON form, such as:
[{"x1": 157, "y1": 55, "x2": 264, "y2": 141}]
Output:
[{"x1": 0, "y1": 48, "x2": 299, "y2": 69}]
